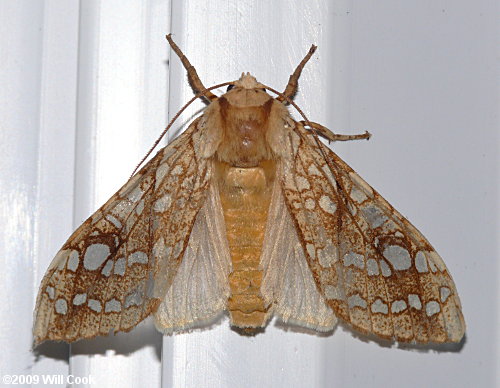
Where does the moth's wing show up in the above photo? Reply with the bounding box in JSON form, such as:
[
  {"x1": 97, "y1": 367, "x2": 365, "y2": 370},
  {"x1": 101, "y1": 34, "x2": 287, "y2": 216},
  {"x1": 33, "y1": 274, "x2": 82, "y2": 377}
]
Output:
[
  {"x1": 33, "y1": 121, "x2": 212, "y2": 344},
  {"x1": 280, "y1": 123, "x2": 465, "y2": 343},
  {"x1": 154, "y1": 171, "x2": 232, "y2": 333},
  {"x1": 260, "y1": 172, "x2": 337, "y2": 331}
]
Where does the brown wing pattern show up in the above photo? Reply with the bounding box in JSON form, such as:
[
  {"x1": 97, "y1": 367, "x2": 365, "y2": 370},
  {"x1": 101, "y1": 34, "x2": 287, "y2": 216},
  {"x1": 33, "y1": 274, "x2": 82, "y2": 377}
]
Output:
[
  {"x1": 280, "y1": 122, "x2": 465, "y2": 343},
  {"x1": 33, "y1": 120, "x2": 212, "y2": 344}
]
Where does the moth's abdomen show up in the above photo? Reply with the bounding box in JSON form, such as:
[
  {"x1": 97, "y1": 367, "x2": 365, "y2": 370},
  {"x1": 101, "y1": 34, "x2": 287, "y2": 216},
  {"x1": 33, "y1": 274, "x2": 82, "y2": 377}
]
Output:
[{"x1": 215, "y1": 160, "x2": 276, "y2": 330}]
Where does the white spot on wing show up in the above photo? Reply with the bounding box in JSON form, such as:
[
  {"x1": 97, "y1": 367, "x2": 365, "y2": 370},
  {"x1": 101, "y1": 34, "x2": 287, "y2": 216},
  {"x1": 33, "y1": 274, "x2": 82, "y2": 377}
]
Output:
[
  {"x1": 128, "y1": 251, "x2": 148, "y2": 265},
  {"x1": 415, "y1": 251, "x2": 429, "y2": 273},
  {"x1": 426, "y1": 301, "x2": 441, "y2": 316},
  {"x1": 391, "y1": 300, "x2": 407, "y2": 313},
  {"x1": 105, "y1": 298, "x2": 121, "y2": 313},
  {"x1": 318, "y1": 244, "x2": 338, "y2": 267},
  {"x1": 127, "y1": 186, "x2": 143, "y2": 203},
  {"x1": 379, "y1": 260, "x2": 392, "y2": 277},
  {"x1": 154, "y1": 194, "x2": 172, "y2": 212},
  {"x1": 307, "y1": 164, "x2": 321, "y2": 176},
  {"x1": 155, "y1": 163, "x2": 170, "y2": 188},
  {"x1": 73, "y1": 293, "x2": 87, "y2": 306},
  {"x1": 350, "y1": 186, "x2": 367, "y2": 203},
  {"x1": 408, "y1": 294, "x2": 422, "y2": 310},
  {"x1": 319, "y1": 195, "x2": 337, "y2": 214},
  {"x1": 305, "y1": 198, "x2": 316, "y2": 210},
  {"x1": 371, "y1": 299, "x2": 388, "y2": 314},
  {"x1": 67, "y1": 250, "x2": 79, "y2": 272},
  {"x1": 106, "y1": 214, "x2": 122, "y2": 229},
  {"x1": 296, "y1": 176, "x2": 310, "y2": 191},
  {"x1": 114, "y1": 257, "x2": 126, "y2": 276},
  {"x1": 366, "y1": 259, "x2": 379, "y2": 276},
  {"x1": 46, "y1": 286, "x2": 55, "y2": 299},
  {"x1": 111, "y1": 201, "x2": 134, "y2": 219},
  {"x1": 440, "y1": 287, "x2": 451, "y2": 303},
  {"x1": 348, "y1": 294, "x2": 367, "y2": 309},
  {"x1": 101, "y1": 259, "x2": 113, "y2": 277},
  {"x1": 83, "y1": 244, "x2": 111, "y2": 271},
  {"x1": 343, "y1": 252, "x2": 365, "y2": 269},
  {"x1": 88, "y1": 299, "x2": 102, "y2": 313},
  {"x1": 125, "y1": 291, "x2": 143, "y2": 308},
  {"x1": 55, "y1": 299, "x2": 68, "y2": 315},
  {"x1": 361, "y1": 204, "x2": 388, "y2": 228},
  {"x1": 383, "y1": 245, "x2": 411, "y2": 270}
]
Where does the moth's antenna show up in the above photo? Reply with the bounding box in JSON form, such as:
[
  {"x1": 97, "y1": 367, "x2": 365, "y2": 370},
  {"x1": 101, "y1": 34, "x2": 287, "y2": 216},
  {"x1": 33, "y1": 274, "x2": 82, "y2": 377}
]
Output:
[
  {"x1": 130, "y1": 81, "x2": 232, "y2": 177},
  {"x1": 166, "y1": 34, "x2": 217, "y2": 103},
  {"x1": 278, "y1": 45, "x2": 317, "y2": 104}
]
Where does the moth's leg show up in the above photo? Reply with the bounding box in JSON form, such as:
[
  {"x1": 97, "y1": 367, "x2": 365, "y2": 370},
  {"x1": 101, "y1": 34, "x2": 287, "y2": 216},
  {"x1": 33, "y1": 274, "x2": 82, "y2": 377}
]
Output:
[
  {"x1": 300, "y1": 121, "x2": 371, "y2": 142},
  {"x1": 166, "y1": 34, "x2": 217, "y2": 102},
  {"x1": 278, "y1": 45, "x2": 317, "y2": 103}
]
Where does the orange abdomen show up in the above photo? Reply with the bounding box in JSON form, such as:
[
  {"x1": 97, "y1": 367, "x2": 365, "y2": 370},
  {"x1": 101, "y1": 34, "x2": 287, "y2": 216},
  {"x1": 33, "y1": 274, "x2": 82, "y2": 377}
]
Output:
[{"x1": 215, "y1": 160, "x2": 276, "y2": 329}]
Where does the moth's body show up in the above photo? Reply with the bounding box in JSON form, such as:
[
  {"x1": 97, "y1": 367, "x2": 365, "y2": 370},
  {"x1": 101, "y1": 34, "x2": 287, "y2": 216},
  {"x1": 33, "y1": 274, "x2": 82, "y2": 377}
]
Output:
[
  {"x1": 211, "y1": 78, "x2": 280, "y2": 329},
  {"x1": 33, "y1": 39, "x2": 465, "y2": 345}
]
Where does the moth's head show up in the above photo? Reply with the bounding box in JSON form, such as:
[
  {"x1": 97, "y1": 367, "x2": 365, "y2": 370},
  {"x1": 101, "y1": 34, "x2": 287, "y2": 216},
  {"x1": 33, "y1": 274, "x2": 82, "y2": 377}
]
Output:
[{"x1": 220, "y1": 72, "x2": 272, "y2": 107}]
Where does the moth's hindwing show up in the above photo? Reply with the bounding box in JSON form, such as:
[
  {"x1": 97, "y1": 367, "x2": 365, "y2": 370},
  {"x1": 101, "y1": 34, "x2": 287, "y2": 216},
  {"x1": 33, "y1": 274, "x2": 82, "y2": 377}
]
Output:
[
  {"x1": 280, "y1": 122, "x2": 465, "y2": 343},
  {"x1": 33, "y1": 120, "x2": 212, "y2": 344},
  {"x1": 153, "y1": 173, "x2": 232, "y2": 333}
]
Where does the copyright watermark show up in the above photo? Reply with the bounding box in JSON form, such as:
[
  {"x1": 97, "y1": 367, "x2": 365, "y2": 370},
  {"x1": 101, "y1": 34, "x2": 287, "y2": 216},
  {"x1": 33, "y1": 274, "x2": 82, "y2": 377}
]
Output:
[{"x1": 2, "y1": 374, "x2": 94, "y2": 385}]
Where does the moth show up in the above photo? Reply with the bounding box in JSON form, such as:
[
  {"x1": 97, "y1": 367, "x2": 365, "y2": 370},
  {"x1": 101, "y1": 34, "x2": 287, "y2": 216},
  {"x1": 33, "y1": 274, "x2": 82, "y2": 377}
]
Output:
[{"x1": 33, "y1": 35, "x2": 465, "y2": 345}]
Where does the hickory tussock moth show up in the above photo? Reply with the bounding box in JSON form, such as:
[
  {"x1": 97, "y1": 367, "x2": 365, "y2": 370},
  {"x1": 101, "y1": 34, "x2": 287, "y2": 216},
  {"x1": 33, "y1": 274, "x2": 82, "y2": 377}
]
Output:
[{"x1": 33, "y1": 35, "x2": 465, "y2": 345}]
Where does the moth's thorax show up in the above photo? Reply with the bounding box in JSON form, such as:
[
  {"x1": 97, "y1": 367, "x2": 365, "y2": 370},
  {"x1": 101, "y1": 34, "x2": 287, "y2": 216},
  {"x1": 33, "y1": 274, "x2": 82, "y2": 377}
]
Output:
[
  {"x1": 216, "y1": 96, "x2": 274, "y2": 167},
  {"x1": 198, "y1": 76, "x2": 291, "y2": 166},
  {"x1": 214, "y1": 88, "x2": 275, "y2": 168}
]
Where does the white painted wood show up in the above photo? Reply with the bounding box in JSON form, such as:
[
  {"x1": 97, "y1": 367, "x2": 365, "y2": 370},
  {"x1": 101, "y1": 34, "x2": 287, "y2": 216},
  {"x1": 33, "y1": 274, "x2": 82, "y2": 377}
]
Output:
[
  {"x1": 0, "y1": 1, "x2": 497, "y2": 387},
  {"x1": 0, "y1": 0, "x2": 46, "y2": 379}
]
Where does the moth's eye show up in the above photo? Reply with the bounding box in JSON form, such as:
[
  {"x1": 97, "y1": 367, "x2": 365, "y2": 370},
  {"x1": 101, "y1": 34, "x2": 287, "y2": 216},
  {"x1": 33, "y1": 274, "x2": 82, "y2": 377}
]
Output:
[
  {"x1": 260, "y1": 88, "x2": 267, "y2": 92},
  {"x1": 226, "y1": 84, "x2": 234, "y2": 92}
]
